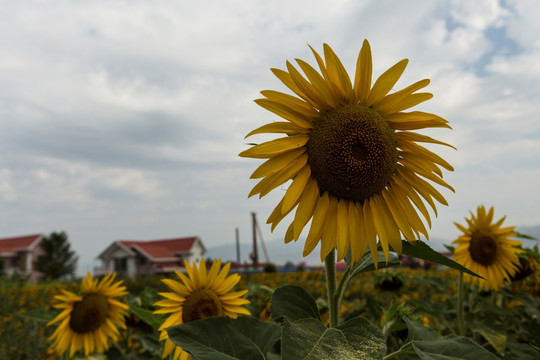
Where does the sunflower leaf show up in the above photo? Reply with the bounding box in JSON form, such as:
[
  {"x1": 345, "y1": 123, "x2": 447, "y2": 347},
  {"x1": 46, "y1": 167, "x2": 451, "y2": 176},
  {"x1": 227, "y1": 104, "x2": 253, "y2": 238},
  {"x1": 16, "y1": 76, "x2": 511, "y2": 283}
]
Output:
[
  {"x1": 347, "y1": 250, "x2": 401, "y2": 277},
  {"x1": 281, "y1": 317, "x2": 386, "y2": 360},
  {"x1": 389, "y1": 317, "x2": 500, "y2": 360},
  {"x1": 514, "y1": 231, "x2": 537, "y2": 240},
  {"x1": 167, "y1": 316, "x2": 281, "y2": 360},
  {"x1": 130, "y1": 304, "x2": 164, "y2": 329},
  {"x1": 400, "y1": 241, "x2": 483, "y2": 278},
  {"x1": 16, "y1": 309, "x2": 56, "y2": 323},
  {"x1": 270, "y1": 285, "x2": 321, "y2": 322}
]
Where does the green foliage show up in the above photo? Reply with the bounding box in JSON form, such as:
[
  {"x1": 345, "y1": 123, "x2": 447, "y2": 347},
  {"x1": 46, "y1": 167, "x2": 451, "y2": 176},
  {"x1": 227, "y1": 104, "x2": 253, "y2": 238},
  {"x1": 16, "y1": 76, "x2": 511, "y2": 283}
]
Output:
[
  {"x1": 385, "y1": 317, "x2": 500, "y2": 360},
  {"x1": 374, "y1": 271, "x2": 405, "y2": 291},
  {"x1": 16, "y1": 308, "x2": 56, "y2": 323},
  {"x1": 273, "y1": 285, "x2": 386, "y2": 360},
  {"x1": 270, "y1": 285, "x2": 321, "y2": 322},
  {"x1": 34, "y1": 231, "x2": 78, "y2": 280},
  {"x1": 347, "y1": 251, "x2": 401, "y2": 277},
  {"x1": 263, "y1": 262, "x2": 278, "y2": 273},
  {"x1": 167, "y1": 316, "x2": 281, "y2": 360},
  {"x1": 400, "y1": 241, "x2": 482, "y2": 278}
]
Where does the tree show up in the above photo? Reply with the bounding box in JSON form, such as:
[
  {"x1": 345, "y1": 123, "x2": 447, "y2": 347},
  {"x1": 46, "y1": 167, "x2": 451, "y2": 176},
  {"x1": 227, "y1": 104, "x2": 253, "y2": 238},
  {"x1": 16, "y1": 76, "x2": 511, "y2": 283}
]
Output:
[{"x1": 34, "y1": 231, "x2": 78, "y2": 280}]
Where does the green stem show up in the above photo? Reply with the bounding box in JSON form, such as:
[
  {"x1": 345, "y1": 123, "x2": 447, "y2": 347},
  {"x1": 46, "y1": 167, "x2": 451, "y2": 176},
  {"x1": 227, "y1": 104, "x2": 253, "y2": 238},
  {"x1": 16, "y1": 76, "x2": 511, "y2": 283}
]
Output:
[
  {"x1": 457, "y1": 271, "x2": 466, "y2": 335},
  {"x1": 335, "y1": 264, "x2": 352, "y2": 314},
  {"x1": 324, "y1": 247, "x2": 338, "y2": 327}
]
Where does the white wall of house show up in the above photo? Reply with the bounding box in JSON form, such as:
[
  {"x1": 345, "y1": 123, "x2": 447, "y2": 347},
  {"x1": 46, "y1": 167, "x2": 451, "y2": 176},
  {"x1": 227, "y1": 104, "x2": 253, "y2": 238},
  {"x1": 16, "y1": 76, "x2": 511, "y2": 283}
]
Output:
[{"x1": 190, "y1": 241, "x2": 206, "y2": 262}]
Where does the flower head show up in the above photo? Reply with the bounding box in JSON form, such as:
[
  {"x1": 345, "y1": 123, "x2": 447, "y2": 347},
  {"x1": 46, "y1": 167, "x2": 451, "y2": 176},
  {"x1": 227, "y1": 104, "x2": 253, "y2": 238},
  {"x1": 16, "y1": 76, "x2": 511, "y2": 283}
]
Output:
[
  {"x1": 453, "y1": 205, "x2": 523, "y2": 291},
  {"x1": 154, "y1": 258, "x2": 250, "y2": 360},
  {"x1": 47, "y1": 272, "x2": 128, "y2": 357},
  {"x1": 240, "y1": 40, "x2": 454, "y2": 263}
]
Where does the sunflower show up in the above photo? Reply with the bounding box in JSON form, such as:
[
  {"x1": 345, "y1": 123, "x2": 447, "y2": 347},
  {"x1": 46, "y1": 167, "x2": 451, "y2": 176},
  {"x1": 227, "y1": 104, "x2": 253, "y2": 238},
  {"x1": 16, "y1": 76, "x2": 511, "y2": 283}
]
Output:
[
  {"x1": 154, "y1": 258, "x2": 250, "y2": 360},
  {"x1": 453, "y1": 205, "x2": 523, "y2": 291},
  {"x1": 239, "y1": 40, "x2": 454, "y2": 263},
  {"x1": 47, "y1": 272, "x2": 128, "y2": 357}
]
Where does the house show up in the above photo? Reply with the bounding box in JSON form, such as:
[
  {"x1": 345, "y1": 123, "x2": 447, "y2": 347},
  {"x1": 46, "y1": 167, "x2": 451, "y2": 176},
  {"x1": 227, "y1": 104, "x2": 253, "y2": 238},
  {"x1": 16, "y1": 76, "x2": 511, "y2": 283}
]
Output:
[
  {"x1": 0, "y1": 234, "x2": 45, "y2": 281},
  {"x1": 94, "y1": 236, "x2": 207, "y2": 277}
]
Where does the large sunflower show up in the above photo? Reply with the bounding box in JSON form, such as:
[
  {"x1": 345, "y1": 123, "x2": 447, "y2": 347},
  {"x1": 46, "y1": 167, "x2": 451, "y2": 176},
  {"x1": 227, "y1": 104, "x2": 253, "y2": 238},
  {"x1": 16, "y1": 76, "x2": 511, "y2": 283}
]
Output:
[
  {"x1": 47, "y1": 272, "x2": 128, "y2": 357},
  {"x1": 154, "y1": 258, "x2": 250, "y2": 360},
  {"x1": 239, "y1": 40, "x2": 454, "y2": 263},
  {"x1": 453, "y1": 205, "x2": 523, "y2": 291}
]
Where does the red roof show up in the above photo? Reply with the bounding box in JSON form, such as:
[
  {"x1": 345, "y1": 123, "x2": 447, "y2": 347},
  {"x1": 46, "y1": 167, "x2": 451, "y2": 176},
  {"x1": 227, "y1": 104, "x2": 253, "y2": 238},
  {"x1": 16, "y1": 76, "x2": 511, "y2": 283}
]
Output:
[
  {"x1": 0, "y1": 234, "x2": 43, "y2": 254},
  {"x1": 118, "y1": 237, "x2": 199, "y2": 260}
]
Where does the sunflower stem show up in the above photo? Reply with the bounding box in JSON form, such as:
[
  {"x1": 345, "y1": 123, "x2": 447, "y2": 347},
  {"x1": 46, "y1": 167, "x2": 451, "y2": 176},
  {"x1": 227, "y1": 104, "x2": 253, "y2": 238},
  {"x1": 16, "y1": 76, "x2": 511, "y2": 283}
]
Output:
[
  {"x1": 335, "y1": 264, "x2": 352, "y2": 314},
  {"x1": 324, "y1": 247, "x2": 339, "y2": 327},
  {"x1": 457, "y1": 271, "x2": 466, "y2": 335}
]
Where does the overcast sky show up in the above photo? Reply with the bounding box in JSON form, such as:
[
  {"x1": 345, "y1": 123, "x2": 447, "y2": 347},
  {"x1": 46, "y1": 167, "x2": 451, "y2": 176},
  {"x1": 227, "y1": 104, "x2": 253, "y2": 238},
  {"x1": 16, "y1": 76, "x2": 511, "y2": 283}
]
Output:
[{"x1": 1, "y1": 0, "x2": 539, "y2": 274}]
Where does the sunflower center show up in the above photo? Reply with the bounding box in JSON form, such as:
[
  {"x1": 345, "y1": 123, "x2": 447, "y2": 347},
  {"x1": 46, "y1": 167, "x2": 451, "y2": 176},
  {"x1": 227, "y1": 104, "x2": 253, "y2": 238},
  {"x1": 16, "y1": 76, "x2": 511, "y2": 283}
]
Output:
[
  {"x1": 69, "y1": 293, "x2": 109, "y2": 334},
  {"x1": 182, "y1": 288, "x2": 223, "y2": 323},
  {"x1": 469, "y1": 231, "x2": 499, "y2": 266},
  {"x1": 307, "y1": 104, "x2": 397, "y2": 201}
]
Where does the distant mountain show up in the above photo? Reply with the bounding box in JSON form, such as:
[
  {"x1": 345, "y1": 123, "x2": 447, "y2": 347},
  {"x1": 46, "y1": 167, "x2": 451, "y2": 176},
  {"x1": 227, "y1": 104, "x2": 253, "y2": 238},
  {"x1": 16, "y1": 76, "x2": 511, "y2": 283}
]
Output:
[{"x1": 205, "y1": 236, "x2": 455, "y2": 266}]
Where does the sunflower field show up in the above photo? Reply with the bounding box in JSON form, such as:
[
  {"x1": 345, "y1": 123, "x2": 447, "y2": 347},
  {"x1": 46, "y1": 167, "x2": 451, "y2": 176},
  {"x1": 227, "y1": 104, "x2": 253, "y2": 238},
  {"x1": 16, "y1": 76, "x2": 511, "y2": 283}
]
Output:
[{"x1": 2, "y1": 257, "x2": 539, "y2": 360}]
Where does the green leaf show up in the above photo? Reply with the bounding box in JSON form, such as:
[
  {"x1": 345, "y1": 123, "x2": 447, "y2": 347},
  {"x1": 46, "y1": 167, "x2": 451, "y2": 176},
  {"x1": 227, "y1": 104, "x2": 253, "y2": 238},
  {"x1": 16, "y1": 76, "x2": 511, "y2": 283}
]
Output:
[
  {"x1": 349, "y1": 251, "x2": 401, "y2": 277},
  {"x1": 401, "y1": 241, "x2": 482, "y2": 278},
  {"x1": 443, "y1": 244, "x2": 455, "y2": 253},
  {"x1": 281, "y1": 317, "x2": 386, "y2": 360},
  {"x1": 470, "y1": 321, "x2": 506, "y2": 356},
  {"x1": 505, "y1": 337, "x2": 540, "y2": 359},
  {"x1": 403, "y1": 317, "x2": 441, "y2": 342},
  {"x1": 16, "y1": 309, "x2": 56, "y2": 323},
  {"x1": 167, "y1": 316, "x2": 281, "y2": 360},
  {"x1": 270, "y1": 285, "x2": 321, "y2": 322},
  {"x1": 395, "y1": 317, "x2": 500, "y2": 360},
  {"x1": 411, "y1": 337, "x2": 500, "y2": 360},
  {"x1": 513, "y1": 231, "x2": 536, "y2": 240},
  {"x1": 130, "y1": 305, "x2": 164, "y2": 329}
]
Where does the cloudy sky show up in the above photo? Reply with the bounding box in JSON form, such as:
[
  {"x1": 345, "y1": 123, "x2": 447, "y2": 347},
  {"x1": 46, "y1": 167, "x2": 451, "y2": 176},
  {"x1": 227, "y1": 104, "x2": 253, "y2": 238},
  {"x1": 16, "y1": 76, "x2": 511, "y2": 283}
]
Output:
[{"x1": 1, "y1": 0, "x2": 539, "y2": 274}]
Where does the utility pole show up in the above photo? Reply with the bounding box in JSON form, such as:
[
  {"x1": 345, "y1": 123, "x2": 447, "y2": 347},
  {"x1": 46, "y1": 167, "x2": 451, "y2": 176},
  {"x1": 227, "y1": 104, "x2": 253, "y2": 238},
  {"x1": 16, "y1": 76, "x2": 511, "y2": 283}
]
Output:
[
  {"x1": 250, "y1": 212, "x2": 258, "y2": 268},
  {"x1": 235, "y1": 227, "x2": 241, "y2": 264}
]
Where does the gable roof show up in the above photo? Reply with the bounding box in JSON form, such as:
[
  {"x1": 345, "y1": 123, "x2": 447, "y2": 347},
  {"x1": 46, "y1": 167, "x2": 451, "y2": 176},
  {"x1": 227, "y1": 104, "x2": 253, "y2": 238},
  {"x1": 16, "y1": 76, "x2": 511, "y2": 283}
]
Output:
[
  {"x1": 0, "y1": 234, "x2": 44, "y2": 255},
  {"x1": 99, "y1": 236, "x2": 205, "y2": 262}
]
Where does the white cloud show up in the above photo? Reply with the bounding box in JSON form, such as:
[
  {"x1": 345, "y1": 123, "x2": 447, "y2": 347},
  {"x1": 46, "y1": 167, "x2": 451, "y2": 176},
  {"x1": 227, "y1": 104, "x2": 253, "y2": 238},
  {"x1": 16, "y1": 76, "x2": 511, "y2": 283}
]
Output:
[{"x1": 1, "y1": 0, "x2": 540, "y2": 274}]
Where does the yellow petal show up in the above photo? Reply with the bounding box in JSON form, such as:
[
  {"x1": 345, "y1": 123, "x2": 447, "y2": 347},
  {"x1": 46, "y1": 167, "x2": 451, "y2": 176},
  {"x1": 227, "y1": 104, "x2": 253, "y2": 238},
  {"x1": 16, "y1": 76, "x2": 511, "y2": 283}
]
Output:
[
  {"x1": 295, "y1": 58, "x2": 339, "y2": 108},
  {"x1": 323, "y1": 43, "x2": 354, "y2": 101},
  {"x1": 245, "y1": 121, "x2": 309, "y2": 139},
  {"x1": 320, "y1": 196, "x2": 339, "y2": 261},
  {"x1": 335, "y1": 199, "x2": 350, "y2": 261},
  {"x1": 248, "y1": 155, "x2": 308, "y2": 198},
  {"x1": 290, "y1": 178, "x2": 318, "y2": 240},
  {"x1": 348, "y1": 201, "x2": 368, "y2": 262},
  {"x1": 380, "y1": 92, "x2": 433, "y2": 113},
  {"x1": 254, "y1": 98, "x2": 314, "y2": 129},
  {"x1": 303, "y1": 192, "x2": 330, "y2": 256},
  {"x1": 287, "y1": 60, "x2": 328, "y2": 109},
  {"x1": 239, "y1": 135, "x2": 309, "y2": 159},
  {"x1": 362, "y1": 200, "x2": 380, "y2": 266},
  {"x1": 353, "y1": 39, "x2": 372, "y2": 103},
  {"x1": 260, "y1": 89, "x2": 316, "y2": 114},
  {"x1": 250, "y1": 148, "x2": 305, "y2": 179},
  {"x1": 367, "y1": 59, "x2": 409, "y2": 106},
  {"x1": 282, "y1": 165, "x2": 311, "y2": 214},
  {"x1": 271, "y1": 67, "x2": 313, "y2": 106}
]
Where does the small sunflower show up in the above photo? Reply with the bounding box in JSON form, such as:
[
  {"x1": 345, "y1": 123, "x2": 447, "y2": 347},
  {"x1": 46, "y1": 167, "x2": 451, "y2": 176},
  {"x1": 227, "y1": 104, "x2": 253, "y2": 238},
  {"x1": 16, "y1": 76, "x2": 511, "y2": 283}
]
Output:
[
  {"x1": 47, "y1": 272, "x2": 128, "y2": 357},
  {"x1": 154, "y1": 258, "x2": 250, "y2": 360},
  {"x1": 239, "y1": 40, "x2": 454, "y2": 263},
  {"x1": 453, "y1": 205, "x2": 523, "y2": 291}
]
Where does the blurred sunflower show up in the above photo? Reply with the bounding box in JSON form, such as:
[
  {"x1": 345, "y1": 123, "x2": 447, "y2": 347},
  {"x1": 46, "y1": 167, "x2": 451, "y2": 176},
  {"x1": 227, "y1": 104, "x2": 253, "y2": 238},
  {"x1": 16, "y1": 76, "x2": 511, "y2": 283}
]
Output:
[
  {"x1": 154, "y1": 258, "x2": 250, "y2": 360},
  {"x1": 47, "y1": 272, "x2": 128, "y2": 357},
  {"x1": 453, "y1": 205, "x2": 523, "y2": 291},
  {"x1": 239, "y1": 40, "x2": 454, "y2": 263}
]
